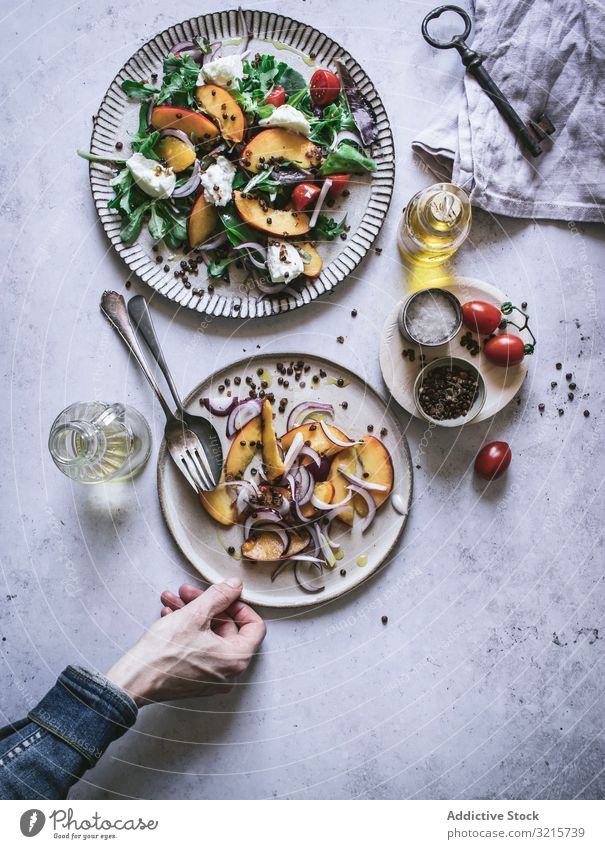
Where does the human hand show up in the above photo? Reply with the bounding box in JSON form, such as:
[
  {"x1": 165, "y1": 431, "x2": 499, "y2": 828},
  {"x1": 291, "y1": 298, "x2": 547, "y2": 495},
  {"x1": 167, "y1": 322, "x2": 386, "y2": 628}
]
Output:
[{"x1": 106, "y1": 578, "x2": 266, "y2": 706}]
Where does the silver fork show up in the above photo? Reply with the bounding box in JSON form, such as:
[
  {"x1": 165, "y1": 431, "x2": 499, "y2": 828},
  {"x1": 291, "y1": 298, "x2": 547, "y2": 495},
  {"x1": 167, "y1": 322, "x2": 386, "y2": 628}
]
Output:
[{"x1": 100, "y1": 291, "x2": 216, "y2": 493}]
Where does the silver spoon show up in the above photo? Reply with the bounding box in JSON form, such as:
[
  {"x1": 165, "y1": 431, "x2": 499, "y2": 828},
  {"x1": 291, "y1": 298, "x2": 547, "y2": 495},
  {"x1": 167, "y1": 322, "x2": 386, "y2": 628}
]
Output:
[{"x1": 127, "y1": 295, "x2": 223, "y2": 487}]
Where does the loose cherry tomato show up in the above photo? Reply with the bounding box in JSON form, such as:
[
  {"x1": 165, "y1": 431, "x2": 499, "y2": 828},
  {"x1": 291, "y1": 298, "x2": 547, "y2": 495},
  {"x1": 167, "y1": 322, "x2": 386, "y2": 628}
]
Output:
[
  {"x1": 327, "y1": 173, "x2": 350, "y2": 198},
  {"x1": 462, "y1": 301, "x2": 502, "y2": 335},
  {"x1": 310, "y1": 69, "x2": 341, "y2": 106},
  {"x1": 291, "y1": 182, "x2": 321, "y2": 211},
  {"x1": 474, "y1": 441, "x2": 512, "y2": 481},
  {"x1": 265, "y1": 85, "x2": 286, "y2": 107},
  {"x1": 484, "y1": 334, "x2": 526, "y2": 366}
]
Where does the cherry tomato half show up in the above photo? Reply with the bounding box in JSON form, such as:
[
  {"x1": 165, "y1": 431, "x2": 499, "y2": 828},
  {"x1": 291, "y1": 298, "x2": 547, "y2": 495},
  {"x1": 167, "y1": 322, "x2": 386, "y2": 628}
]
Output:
[
  {"x1": 484, "y1": 334, "x2": 526, "y2": 367},
  {"x1": 474, "y1": 441, "x2": 512, "y2": 481},
  {"x1": 327, "y1": 173, "x2": 350, "y2": 198},
  {"x1": 310, "y1": 69, "x2": 341, "y2": 106},
  {"x1": 265, "y1": 85, "x2": 286, "y2": 107},
  {"x1": 462, "y1": 301, "x2": 502, "y2": 335},
  {"x1": 291, "y1": 182, "x2": 321, "y2": 211}
]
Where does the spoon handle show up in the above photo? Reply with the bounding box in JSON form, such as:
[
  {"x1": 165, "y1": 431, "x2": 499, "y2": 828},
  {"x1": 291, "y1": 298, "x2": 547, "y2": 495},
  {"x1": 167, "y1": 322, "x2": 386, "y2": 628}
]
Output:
[
  {"x1": 127, "y1": 296, "x2": 184, "y2": 415},
  {"x1": 100, "y1": 291, "x2": 175, "y2": 422}
]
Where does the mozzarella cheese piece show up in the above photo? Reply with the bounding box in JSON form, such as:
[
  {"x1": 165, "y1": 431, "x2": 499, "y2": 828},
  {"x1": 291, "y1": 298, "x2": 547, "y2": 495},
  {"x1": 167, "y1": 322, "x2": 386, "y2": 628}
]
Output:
[
  {"x1": 126, "y1": 153, "x2": 176, "y2": 199},
  {"x1": 199, "y1": 54, "x2": 245, "y2": 88},
  {"x1": 259, "y1": 104, "x2": 311, "y2": 137},
  {"x1": 200, "y1": 156, "x2": 237, "y2": 207},
  {"x1": 267, "y1": 240, "x2": 305, "y2": 283}
]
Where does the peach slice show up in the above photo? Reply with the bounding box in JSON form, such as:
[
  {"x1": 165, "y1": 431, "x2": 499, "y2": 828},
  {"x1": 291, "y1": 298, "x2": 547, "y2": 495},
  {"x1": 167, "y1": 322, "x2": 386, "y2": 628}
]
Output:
[
  {"x1": 241, "y1": 128, "x2": 323, "y2": 174},
  {"x1": 157, "y1": 137, "x2": 196, "y2": 173},
  {"x1": 261, "y1": 399, "x2": 285, "y2": 481},
  {"x1": 296, "y1": 242, "x2": 323, "y2": 278},
  {"x1": 151, "y1": 105, "x2": 219, "y2": 142},
  {"x1": 195, "y1": 84, "x2": 246, "y2": 143},
  {"x1": 328, "y1": 448, "x2": 356, "y2": 526},
  {"x1": 199, "y1": 477, "x2": 238, "y2": 526},
  {"x1": 280, "y1": 422, "x2": 352, "y2": 458},
  {"x1": 225, "y1": 416, "x2": 262, "y2": 480},
  {"x1": 356, "y1": 436, "x2": 394, "y2": 508},
  {"x1": 300, "y1": 481, "x2": 334, "y2": 519},
  {"x1": 241, "y1": 528, "x2": 309, "y2": 561},
  {"x1": 233, "y1": 191, "x2": 310, "y2": 238},
  {"x1": 187, "y1": 194, "x2": 219, "y2": 248}
]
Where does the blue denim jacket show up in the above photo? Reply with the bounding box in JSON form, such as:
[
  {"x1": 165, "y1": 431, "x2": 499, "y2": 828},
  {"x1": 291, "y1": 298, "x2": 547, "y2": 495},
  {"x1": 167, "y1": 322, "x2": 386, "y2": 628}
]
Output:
[{"x1": 0, "y1": 666, "x2": 138, "y2": 799}]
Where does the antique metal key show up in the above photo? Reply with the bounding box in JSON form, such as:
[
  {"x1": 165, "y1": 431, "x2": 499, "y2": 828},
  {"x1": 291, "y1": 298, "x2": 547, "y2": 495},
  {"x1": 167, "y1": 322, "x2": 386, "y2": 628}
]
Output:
[{"x1": 422, "y1": 5, "x2": 554, "y2": 157}]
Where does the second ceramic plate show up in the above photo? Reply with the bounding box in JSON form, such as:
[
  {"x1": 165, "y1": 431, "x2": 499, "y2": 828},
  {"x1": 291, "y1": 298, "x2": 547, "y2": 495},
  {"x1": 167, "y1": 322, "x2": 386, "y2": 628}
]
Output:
[{"x1": 158, "y1": 353, "x2": 412, "y2": 608}]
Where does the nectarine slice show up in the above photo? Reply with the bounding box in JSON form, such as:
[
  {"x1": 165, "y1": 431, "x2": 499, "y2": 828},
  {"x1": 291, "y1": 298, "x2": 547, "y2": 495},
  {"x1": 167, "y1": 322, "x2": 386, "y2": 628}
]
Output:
[
  {"x1": 241, "y1": 129, "x2": 322, "y2": 173},
  {"x1": 225, "y1": 416, "x2": 262, "y2": 480},
  {"x1": 195, "y1": 84, "x2": 246, "y2": 143},
  {"x1": 328, "y1": 448, "x2": 356, "y2": 526},
  {"x1": 151, "y1": 105, "x2": 219, "y2": 142},
  {"x1": 296, "y1": 243, "x2": 323, "y2": 278},
  {"x1": 300, "y1": 481, "x2": 334, "y2": 519},
  {"x1": 242, "y1": 531, "x2": 285, "y2": 561},
  {"x1": 261, "y1": 399, "x2": 285, "y2": 481},
  {"x1": 187, "y1": 194, "x2": 219, "y2": 248},
  {"x1": 157, "y1": 137, "x2": 196, "y2": 173},
  {"x1": 233, "y1": 191, "x2": 310, "y2": 238},
  {"x1": 356, "y1": 436, "x2": 394, "y2": 508},
  {"x1": 280, "y1": 422, "x2": 352, "y2": 458},
  {"x1": 199, "y1": 477, "x2": 238, "y2": 526}
]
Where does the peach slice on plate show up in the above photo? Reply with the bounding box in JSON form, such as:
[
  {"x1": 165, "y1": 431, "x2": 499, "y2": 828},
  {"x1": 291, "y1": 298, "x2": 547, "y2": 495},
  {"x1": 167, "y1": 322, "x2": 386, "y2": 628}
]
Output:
[
  {"x1": 157, "y1": 136, "x2": 196, "y2": 173},
  {"x1": 356, "y1": 436, "x2": 394, "y2": 508},
  {"x1": 300, "y1": 480, "x2": 334, "y2": 519},
  {"x1": 280, "y1": 422, "x2": 353, "y2": 458},
  {"x1": 188, "y1": 195, "x2": 219, "y2": 248},
  {"x1": 225, "y1": 416, "x2": 262, "y2": 480},
  {"x1": 296, "y1": 242, "x2": 323, "y2": 278},
  {"x1": 241, "y1": 128, "x2": 322, "y2": 173},
  {"x1": 261, "y1": 399, "x2": 285, "y2": 480},
  {"x1": 328, "y1": 448, "x2": 356, "y2": 526},
  {"x1": 233, "y1": 191, "x2": 310, "y2": 238},
  {"x1": 195, "y1": 84, "x2": 246, "y2": 143},
  {"x1": 151, "y1": 105, "x2": 219, "y2": 142},
  {"x1": 199, "y1": 477, "x2": 238, "y2": 526},
  {"x1": 241, "y1": 528, "x2": 309, "y2": 561}
]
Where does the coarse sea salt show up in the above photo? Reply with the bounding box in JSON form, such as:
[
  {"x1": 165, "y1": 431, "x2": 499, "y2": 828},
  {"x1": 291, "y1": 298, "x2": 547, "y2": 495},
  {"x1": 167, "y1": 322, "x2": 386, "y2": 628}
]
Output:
[{"x1": 405, "y1": 291, "x2": 459, "y2": 344}]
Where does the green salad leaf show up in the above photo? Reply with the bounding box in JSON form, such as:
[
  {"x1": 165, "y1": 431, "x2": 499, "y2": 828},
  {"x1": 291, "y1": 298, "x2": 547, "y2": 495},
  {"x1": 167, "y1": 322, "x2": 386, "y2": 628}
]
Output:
[
  {"x1": 157, "y1": 53, "x2": 200, "y2": 108},
  {"x1": 219, "y1": 206, "x2": 261, "y2": 246},
  {"x1": 311, "y1": 213, "x2": 348, "y2": 242},
  {"x1": 319, "y1": 143, "x2": 377, "y2": 175},
  {"x1": 120, "y1": 201, "x2": 149, "y2": 244},
  {"x1": 274, "y1": 63, "x2": 306, "y2": 97},
  {"x1": 121, "y1": 80, "x2": 159, "y2": 99}
]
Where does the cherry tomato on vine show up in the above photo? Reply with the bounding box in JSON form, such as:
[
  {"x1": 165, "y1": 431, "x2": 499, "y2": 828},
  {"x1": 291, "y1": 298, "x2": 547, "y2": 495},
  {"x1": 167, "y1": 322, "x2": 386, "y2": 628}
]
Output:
[
  {"x1": 310, "y1": 69, "x2": 341, "y2": 106},
  {"x1": 265, "y1": 86, "x2": 286, "y2": 107},
  {"x1": 291, "y1": 182, "x2": 321, "y2": 211},
  {"x1": 327, "y1": 174, "x2": 351, "y2": 198},
  {"x1": 462, "y1": 301, "x2": 502, "y2": 335},
  {"x1": 484, "y1": 334, "x2": 526, "y2": 366},
  {"x1": 474, "y1": 442, "x2": 512, "y2": 481}
]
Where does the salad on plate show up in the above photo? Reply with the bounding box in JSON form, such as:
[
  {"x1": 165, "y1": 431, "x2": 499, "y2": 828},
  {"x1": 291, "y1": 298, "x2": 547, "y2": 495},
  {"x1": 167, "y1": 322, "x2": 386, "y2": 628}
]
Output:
[
  {"x1": 80, "y1": 37, "x2": 379, "y2": 297},
  {"x1": 197, "y1": 364, "x2": 395, "y2": 594}
]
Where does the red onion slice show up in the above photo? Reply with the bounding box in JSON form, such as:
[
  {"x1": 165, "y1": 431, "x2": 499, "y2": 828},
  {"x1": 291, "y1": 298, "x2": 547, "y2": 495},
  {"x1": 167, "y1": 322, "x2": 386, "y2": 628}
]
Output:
[
  {"x1": 172, "y1": 160, "x2": 202, "y2": 198},
  {"x1": 254, "y1": 524, "x2": 289, "y2": 553},
  {"x1": 319, "y1": 420, "x2": 362, "y2": 448},
  {"x1": 271, "y1": 560, "x2": 290, "y2": 582},
  {"x1": 159, "y1": 128, "x2": 195, "y2": 150},
  {"x1": 282, "y1": 432, "x2": 305, "y2": 476},
  {"x1": 294, "y1": 560, "x2": 325, "y2": 593},
  {"x1": 243, "y1": 510, "x2": 285, "y2": 540},
  {"x1": 197, "y1": 231, "x2": 229, "y2": 252},
  {"x1": 311, "y1": 491, "x2": 351, "y2": 511},
  {"x1": 339, "y1": 466, "x2": 388, "y2": 492},
  {"x1": 346, "y1": 484, "x2": 376, "y2": 532},
  {"x1": 202, "y1": 395, "x2": 238, "y2": 416},
  {"x1": 331, "y1": 129, "x2": 363, "y2": 150},
  {"x1": 146, "y1": 98, "x2": 156, "y2": 128},
  {"x1": 309, "y1": 178, "x2": 332, "y2": 229},
  {"x1": 299, "y1": 445, "x2": 322, "y2": 468},
  {"x1": 236, "y1": 242, "x2": 268, "y2": 260},
  {"x1": 286, "y1": 401, "x2": 334, "y2": 432},
  {"x1": 244, "y1": 249, "x2": 267, "y2": 271},
  {"x1": 296, "y1": 465, "x2": 314, "y2": 505},
  {"x1": 226, "y1": 399, "x2": 262, "y2": 437}
]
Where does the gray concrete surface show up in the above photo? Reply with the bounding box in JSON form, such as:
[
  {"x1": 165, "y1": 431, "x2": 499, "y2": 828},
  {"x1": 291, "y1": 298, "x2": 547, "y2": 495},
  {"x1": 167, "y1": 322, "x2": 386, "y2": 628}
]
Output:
[{"x1": 0, "y1": 0, "x2": 603, "y2": 799}]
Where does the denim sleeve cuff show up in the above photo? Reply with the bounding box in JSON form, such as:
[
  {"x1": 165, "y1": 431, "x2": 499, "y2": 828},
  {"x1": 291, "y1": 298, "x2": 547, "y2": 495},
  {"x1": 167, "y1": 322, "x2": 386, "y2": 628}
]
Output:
[{"x1": 27, "y1": 666, "x2": 138, "y2": 766}]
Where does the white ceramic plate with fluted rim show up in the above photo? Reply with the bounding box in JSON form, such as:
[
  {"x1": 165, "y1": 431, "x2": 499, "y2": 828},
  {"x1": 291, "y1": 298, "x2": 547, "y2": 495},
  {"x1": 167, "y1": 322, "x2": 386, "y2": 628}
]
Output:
[
  {"x1": 157, "y1": 353, "x2": 413, "y2": 608},
  {"x1": 379, "y1": 276, "x2": 529, "y2": 423},
  {"x1": 89, "y1": 9, "x2": 394, "y2": 320}
]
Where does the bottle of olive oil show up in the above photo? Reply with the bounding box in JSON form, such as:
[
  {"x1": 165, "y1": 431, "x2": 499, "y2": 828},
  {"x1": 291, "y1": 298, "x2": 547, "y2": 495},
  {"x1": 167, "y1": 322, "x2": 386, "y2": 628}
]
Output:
[{"x1": 398, "y1": 183, "x2": 471, "y2": 266}]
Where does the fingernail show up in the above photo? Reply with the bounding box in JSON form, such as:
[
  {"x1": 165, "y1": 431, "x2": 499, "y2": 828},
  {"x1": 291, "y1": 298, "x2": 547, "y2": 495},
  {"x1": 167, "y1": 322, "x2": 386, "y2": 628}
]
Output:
[{"x1": 227, "y1": 577, "x2": 242, "y2": 588}]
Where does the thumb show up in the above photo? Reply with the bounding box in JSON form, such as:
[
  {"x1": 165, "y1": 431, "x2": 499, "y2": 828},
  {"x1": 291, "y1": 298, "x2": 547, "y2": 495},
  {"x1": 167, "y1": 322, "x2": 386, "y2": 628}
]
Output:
[{"x1": 190, "y1": 578, "x2": 243, "y2": 627}]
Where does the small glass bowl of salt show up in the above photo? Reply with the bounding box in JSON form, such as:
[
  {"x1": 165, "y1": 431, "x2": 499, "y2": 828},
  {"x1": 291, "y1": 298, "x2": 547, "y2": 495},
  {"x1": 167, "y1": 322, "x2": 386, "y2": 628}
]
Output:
[{"x1": 398, "y1": 288, "x2": 462, "y2": 347}]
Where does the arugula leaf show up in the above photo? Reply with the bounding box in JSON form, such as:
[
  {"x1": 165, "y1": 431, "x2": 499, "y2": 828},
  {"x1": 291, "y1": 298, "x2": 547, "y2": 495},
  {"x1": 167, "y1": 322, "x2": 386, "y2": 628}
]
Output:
[
  {"x1": 120, "y1": 202, "x2": 150, "y2": 244},
  {"x1": 157, "y1": 53, "x2": 200, "y2": 108},
  {"x1": 121, "y1": 79, "x2": 159, "y2": 100},
  {"x1": 319, "y1": 143, "x2": 377, "y2": 175},
  {"x1": 161, "y1": 203, "x2": 189, "y2": 249},
  {"x1": 275, "y1": 62, "x2": 306, "y2": 98},
  {"x1": 311, "y1": 213, "x2": 348, "y2": 242},
  {"x1": 219, "y1": 206, "x2": 262, "y2": 247},
  {"x1": 208, "y1": 256, "x2": 232, "y2": 279},
  {"x1": 242, "y1": 166, "x2": 274, "y2": 194},
  {"x1": 130, "y1": 129, "x2": 160, "y2": 160},
  {"x1": 148, "y1": 203, "x2": 169, "y2": 241},
  {"x1": 194, "y1": 36, "x2": 212, "y2": 55}
]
